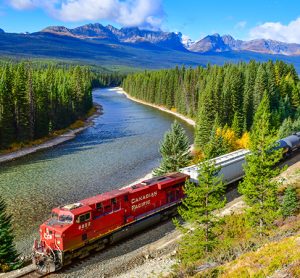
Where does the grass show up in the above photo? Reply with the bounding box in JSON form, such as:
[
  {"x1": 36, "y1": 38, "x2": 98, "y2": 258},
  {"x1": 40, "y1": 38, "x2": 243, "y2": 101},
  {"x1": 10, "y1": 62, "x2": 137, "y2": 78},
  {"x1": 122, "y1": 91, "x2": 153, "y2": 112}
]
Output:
[{"x1": 217, "y1": 234, "x2": 300, "y2": 277}]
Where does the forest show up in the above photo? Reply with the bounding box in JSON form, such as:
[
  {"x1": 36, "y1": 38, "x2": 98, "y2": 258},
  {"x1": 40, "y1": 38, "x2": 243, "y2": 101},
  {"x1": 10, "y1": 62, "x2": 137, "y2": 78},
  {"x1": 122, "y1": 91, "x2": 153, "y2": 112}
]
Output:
[
  {"x1": 0, "y1": 61, "x2": 123, "y2": 150},
  {"x1": 122, "y1": 60, "x2": 300, "y2": 155}
]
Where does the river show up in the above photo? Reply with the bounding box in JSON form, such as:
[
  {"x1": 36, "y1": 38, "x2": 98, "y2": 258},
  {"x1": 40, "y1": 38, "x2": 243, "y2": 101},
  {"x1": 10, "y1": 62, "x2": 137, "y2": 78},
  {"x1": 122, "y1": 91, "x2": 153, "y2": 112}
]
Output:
[{"x1": 0, "y1": 87, "x2": 194, "y2": 255}]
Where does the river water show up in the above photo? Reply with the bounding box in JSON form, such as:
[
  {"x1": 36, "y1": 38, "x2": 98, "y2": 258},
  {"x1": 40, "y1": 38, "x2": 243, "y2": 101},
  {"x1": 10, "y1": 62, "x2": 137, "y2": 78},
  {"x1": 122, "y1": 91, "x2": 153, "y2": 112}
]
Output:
[{"x1": 0, "y1": 87, "x2": 194, "y2": 254}]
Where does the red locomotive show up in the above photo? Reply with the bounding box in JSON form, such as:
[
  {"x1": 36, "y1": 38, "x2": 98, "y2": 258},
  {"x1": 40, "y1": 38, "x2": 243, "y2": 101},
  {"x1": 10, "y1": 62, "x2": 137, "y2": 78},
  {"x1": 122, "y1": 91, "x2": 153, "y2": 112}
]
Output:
[{"x1": 32, "y1": 172, "x2": 189, "y2": 274}]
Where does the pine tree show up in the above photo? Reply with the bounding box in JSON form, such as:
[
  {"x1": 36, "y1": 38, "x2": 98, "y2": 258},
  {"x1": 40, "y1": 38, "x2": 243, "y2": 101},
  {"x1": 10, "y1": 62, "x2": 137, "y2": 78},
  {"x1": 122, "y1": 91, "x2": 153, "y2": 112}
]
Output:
[
  {"x1": 277, "y1": 117, "x2": 293, "y2": 138},
  {"x1": 175, "y1": 160, "x2": 226, "y2": 264},
  {"x1": 281, "y1": 186, "x2": 299, "y2": 218},
  {"x1": 253, "y1": 64, "x2": 267, "y2": 112},
  {"x1": 204, "y1": 120, "x2": 230, "y2": 159},
  {"x1": 232, "y1": 111, "x2": 243, "y2": 137},
  {"x1": 238, "y1": 94, "x2": 282, "y2": 237},
  {"x1": 195, "y1": 76, "x2": 215, "y2": 149},
  {"x1": 153, "y1": 120, "x2": 191, "y2": 176},
  {"x1": 242, "y1": 62, "x2": 256, "y2": 131},
  {"x1": 0, "y1": 197, "x2": 20, "y2": 272}
]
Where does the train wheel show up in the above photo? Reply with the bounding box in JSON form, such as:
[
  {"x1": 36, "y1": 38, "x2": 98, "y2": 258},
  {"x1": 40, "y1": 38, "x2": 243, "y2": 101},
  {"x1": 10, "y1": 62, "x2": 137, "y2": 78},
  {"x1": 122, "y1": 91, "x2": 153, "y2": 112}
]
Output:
[{"x1": 34, "y1": 255, "x2": 56, "y2": 274}]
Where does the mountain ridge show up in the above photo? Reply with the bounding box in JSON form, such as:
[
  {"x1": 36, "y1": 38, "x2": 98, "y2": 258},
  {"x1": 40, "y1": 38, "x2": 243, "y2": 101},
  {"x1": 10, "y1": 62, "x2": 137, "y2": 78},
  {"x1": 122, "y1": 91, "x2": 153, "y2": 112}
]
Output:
[
  {"x1": 41, "y1": 23, "x2": 186, "y2": 51},
  {"x1": 189, "y1": 33, "x2": 300, "y2": 56},
  {"x1": 38, "y1": 23, "x2": 300, "y2": 56},
  {"x1": 0, "y1": 23, "x2": 300, "y2": 73}
]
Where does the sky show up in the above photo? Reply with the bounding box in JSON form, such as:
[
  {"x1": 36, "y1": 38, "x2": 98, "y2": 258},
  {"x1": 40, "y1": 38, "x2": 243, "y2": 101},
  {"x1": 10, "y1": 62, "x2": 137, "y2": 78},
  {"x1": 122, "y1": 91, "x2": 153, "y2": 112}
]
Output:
[{"x1": 0, "y1": 0, "x2": 300, "y2": 43}]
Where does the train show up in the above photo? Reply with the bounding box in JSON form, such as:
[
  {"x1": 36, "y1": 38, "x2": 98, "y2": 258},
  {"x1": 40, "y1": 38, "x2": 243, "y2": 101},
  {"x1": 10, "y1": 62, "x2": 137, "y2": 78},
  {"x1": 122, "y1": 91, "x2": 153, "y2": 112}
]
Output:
[{"x1": 32, "y1": 132, "x2": 300, "y2": 274}]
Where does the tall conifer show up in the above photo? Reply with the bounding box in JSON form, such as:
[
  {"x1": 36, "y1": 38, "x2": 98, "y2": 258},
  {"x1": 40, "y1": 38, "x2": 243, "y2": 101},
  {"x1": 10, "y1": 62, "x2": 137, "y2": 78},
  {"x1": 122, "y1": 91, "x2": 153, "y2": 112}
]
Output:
[
  {"x1": 238, "y1": 94, "x2": 282, "y2": 236},
  {"x1": 0, "y1": 197, "x2": 20, "y2": 272},
  {"x1": 175, "y1": 160, "x2": 226, "y2": 264},
  {"x1": 153, "y1": 120, "x2": 191, "y2": 176}
]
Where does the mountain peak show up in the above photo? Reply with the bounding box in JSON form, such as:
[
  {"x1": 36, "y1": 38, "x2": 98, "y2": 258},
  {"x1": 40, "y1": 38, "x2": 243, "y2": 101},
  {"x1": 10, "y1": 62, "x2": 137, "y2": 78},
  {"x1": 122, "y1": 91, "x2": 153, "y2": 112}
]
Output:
[
  {"x1": 190, "y1": 33, "x2": 230, "y2": 53},
  {"x1": 221, "y1": 34, "x2": 235, "y2": 41}
]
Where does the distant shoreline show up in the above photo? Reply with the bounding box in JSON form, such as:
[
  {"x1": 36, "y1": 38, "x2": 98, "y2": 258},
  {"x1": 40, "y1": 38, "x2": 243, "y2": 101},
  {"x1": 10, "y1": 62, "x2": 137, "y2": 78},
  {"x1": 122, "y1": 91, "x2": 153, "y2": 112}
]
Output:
[
  {"x1": 0, "y1": 104, "x2": 102, "y2": 164},
  {"x1": 113, "y1": 87, "x2": 196, "y2": 127}
]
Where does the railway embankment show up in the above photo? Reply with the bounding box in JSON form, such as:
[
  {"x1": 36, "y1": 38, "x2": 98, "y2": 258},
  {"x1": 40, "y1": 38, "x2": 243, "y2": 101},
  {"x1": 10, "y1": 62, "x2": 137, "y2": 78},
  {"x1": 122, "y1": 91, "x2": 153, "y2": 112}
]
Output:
[{"x1": 0, "y1": 104, "x2": 102, "y2": 164}]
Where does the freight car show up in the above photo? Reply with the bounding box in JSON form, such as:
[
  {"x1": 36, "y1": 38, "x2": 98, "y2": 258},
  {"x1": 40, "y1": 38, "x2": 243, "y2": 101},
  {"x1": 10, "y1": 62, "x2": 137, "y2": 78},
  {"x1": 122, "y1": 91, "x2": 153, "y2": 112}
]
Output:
[
  {"x1": 277, "y1": 132, "x2": 300, "y2": 154},
  {"x1": 181, "y1": 133, "x2": 300, "y2": 184},
  {"x1": 32, "y1": 173, "x2": 188, "y2": 274},
  {"x1": 181, "y1": 149, "x2": 250, "y2": 185},
  {"x1": 32, "y1": 132, "x2": 300, "y2": 274}
]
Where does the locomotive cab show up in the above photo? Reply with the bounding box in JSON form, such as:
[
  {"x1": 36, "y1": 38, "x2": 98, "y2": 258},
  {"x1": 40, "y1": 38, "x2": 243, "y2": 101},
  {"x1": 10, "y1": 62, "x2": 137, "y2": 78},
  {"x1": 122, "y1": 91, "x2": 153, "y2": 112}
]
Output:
[{"x1": 32, "y1": 202, "x2": 91, "y2": 274}]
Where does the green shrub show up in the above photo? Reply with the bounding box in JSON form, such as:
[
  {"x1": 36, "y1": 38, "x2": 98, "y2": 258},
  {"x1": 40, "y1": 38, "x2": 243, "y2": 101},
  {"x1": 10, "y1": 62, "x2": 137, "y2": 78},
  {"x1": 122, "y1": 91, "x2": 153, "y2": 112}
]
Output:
[{"x1": 281, "y1": 186, "x2": 299, "y2": 218}]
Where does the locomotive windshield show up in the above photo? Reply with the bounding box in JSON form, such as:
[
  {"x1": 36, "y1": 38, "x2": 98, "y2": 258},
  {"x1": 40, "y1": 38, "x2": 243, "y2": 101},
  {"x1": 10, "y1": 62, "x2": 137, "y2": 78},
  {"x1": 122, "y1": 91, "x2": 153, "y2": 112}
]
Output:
[
  {"x1": 59, "y1": 215, "x2": 73, "y2": 223},
  {"x1": 51, "y1": 213, "x2": 58, "y2": 219},
  {"x1": 50, "y1": 213, "x2": 72, "y2": 223}
]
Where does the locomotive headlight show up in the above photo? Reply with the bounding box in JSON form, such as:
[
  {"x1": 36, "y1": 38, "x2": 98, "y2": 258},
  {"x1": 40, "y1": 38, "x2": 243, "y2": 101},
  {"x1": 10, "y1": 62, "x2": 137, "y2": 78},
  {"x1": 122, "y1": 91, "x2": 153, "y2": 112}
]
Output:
[{"x1": 57, "y1": 240, "x2": 61, "y2": 245}]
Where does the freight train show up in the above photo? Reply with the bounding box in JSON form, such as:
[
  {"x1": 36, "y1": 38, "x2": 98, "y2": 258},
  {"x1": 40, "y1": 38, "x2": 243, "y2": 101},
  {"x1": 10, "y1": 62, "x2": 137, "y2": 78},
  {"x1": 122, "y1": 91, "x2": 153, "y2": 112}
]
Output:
[{"x1": 32, "y1": 132, "x2": 300, "y2": 274}]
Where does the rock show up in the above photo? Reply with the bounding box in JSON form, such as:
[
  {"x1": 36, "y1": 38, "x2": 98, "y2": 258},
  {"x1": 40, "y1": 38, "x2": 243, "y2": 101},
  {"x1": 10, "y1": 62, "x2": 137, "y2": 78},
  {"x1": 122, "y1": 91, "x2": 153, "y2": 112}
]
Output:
[{"x1": 195, "y1": 262, "x2": 218, "y2": 272}]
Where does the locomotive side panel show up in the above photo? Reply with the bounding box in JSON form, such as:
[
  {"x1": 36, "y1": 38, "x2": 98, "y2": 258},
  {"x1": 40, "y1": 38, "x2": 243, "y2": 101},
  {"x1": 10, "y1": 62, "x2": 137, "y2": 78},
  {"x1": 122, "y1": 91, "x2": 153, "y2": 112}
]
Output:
[{"x1": 128, "y1": 186, "x2": 161, "y2": 217}]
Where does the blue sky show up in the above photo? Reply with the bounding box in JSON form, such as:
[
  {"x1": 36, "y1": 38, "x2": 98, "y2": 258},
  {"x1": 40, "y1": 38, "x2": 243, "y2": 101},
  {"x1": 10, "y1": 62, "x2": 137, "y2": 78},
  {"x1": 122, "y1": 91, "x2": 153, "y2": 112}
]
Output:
[{"x1": 1, "y1": 0, "x2": 300, "y2": 43}]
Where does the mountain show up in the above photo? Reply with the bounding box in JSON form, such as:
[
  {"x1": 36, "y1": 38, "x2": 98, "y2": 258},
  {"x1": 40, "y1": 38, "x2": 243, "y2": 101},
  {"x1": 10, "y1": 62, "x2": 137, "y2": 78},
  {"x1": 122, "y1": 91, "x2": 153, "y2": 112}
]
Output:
[
  {"x1": 41, "y1": 24, "x2": 300, "y2": 55},
  {"x1": 189, "y1": 33, "x2": 300, "y2": 56},
  {"x1": 0, "y1": 24, "x2": 300, "y2": 72},
  {"x1": 189, "y1": 33, "x2": 231, "y2": 53},
  {"x1": 42, "y1": 23, "x2": 186, "y2": 51}
]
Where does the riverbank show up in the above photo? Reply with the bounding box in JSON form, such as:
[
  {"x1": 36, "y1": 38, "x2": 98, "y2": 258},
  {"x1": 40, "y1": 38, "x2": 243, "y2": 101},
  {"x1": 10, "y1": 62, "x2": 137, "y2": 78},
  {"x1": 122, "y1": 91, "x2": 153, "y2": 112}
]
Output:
[
  {"x1": 113, "y1": 87, "x2": 196, "y2": 127},
  {"x1": 0, "y1": 104, "x2": 102, "y2": 164}
]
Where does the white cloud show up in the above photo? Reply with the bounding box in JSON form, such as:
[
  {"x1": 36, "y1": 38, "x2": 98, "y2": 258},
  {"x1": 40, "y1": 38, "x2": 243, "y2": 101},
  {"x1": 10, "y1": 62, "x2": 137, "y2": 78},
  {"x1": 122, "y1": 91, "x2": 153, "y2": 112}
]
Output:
[
  {"x1": 8, "y1": 0, "x2": 35, "y2": 9},
  {"x1": 249, "y1": 17, "x2": 300, "y2": 43},
  {"x1": 7, "y1": 0, "x2": 57, "y2": 10},
  {"x1": 235, "y1": 20, "x2": 246, "y2": 29},
  {"x1": 7, "y1": 0, "x2": 164, "y2": 28}
]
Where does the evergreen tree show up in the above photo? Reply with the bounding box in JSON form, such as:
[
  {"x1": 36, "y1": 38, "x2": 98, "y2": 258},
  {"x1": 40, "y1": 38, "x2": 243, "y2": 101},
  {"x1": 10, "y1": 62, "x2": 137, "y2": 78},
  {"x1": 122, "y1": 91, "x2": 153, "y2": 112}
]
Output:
[
  {"x1": 238, "y1": 94, "x2": 282, "y2": 237},
  {"x1": 195, "y1": 76, "x2": 215, "y2": 148},
  {"x1": 153, "y1": 120, "x2": 191, "y2": 176},
  {"x1": 253, "y1": 64, "x2": 267, "y2": 112},
  {"x1": 175, "y1": 160, "x2": 226, "y2": 264},
  {"x1": 242, "y1": 62, "x2": 256, "y2": 131},
  {"x1": 0, "y1": 197, "x2": 20, "y2": 272},
  {"x1": 281, "y1": 186, "x2": 299, "y2": 218},
  {"x1": 232, "y1": 111, "x2": 243, "y2": 137},
  {"x1": 277, "y1": 117, "x2": 293, "y2": 138},
  {"x1": 204, "y1": 120, "x2": 230, "y2": 159},
  {"x1": 292, "y1": 116, "x2": 300, "y2": 133}
]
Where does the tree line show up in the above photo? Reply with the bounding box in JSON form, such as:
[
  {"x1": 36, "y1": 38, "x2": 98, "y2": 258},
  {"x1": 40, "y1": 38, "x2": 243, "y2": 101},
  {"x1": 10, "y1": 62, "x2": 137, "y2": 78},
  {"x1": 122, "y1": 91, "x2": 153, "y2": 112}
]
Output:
[
  {"x1": 0, "y1": 62, "x2": 124, "y2": 150},
  {"x1": 122, "y1": 60, "x2": 300, "y2": 153}
]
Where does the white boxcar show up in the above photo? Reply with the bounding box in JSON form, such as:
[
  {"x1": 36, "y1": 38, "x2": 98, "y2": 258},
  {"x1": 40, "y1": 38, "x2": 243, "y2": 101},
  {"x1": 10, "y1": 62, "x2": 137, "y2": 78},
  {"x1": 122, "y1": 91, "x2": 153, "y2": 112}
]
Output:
[{"x1": 180, "y1": 149, "x2": 251, "y2": 184}]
